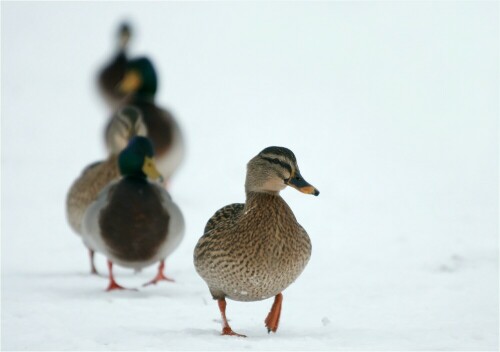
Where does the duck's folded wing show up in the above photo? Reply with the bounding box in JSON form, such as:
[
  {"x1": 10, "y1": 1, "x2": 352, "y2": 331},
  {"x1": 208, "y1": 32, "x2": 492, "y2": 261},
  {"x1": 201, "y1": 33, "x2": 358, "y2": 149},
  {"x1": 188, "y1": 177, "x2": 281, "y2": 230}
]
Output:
[{"x1": 203, "y1": 203, "x2": 244, "y2": 235}]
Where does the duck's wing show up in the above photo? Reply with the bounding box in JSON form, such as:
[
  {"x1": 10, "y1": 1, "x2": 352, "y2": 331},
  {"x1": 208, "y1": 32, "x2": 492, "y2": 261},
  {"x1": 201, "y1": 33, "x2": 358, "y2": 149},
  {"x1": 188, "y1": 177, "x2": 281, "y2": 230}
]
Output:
[
  {"x1": 66, "y1": 159, "x2": 119, "y2": 234},
  {"x1": 203, "y1": 203, "x2": 245, "y2": 235}
]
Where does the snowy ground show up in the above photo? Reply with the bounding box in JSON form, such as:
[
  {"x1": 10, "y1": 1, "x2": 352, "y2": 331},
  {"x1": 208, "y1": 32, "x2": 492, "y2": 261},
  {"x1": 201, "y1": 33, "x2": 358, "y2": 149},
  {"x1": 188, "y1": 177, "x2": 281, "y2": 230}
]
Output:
[{"x1": 1, "y1": 2, "x2": 498, "y2": 351}]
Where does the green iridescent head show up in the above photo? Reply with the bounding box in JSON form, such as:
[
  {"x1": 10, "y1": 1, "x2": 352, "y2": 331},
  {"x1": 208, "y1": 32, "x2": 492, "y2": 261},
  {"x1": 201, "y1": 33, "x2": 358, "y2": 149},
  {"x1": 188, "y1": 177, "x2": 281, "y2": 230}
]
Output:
[
  {"x1": 118, "y1": 136, "x2": 163, "y2": 181},
  {"x1": 117, "y1": 57, "x2": 158, "y2": 99}
]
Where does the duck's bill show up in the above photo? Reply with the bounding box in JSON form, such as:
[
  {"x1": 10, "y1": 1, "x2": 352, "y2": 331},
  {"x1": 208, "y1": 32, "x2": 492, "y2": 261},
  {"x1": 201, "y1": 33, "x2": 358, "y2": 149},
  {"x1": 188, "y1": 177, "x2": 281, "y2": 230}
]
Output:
[
  {"x1": 286, "y1": 173, "x2": 320, "y2": 196},
  {"x1": 118, "y1": 70, "x2": 141, "y2": 93},
  {"x1": 142, "y1": 157, "x2": 164, "y2": 183}
]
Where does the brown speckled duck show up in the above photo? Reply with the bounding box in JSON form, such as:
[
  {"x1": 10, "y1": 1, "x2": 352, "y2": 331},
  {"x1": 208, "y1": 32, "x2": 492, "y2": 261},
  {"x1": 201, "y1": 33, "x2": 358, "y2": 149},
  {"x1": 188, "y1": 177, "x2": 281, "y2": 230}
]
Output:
[
  {"x1": 194, "y1": 146, "x2": 319, "y2": 337},
  {"x1": 66, "y1": 106, "x2": 146, "y2": 274},
  {"x1": 97, "y1": 22, "x2": 132, "y2": 109},
  {"x1": 105, "y1": 57, "x2": 185, "y2": 185}
]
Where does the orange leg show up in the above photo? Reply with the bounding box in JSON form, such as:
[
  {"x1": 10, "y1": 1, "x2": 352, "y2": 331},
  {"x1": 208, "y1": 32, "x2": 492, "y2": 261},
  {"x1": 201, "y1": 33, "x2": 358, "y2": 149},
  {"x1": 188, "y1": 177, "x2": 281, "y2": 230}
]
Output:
[
  {"x1": 264, "y1": 293, "x2": 283, "y2": 333},
  {"x1": 89, "y1": 249, "x2": 98, "y2": 275},
  {"x1": 106, "y1": 260, "x2": 134, "y2": 291},
  {"x1": 218, "y1": 298, "x2": 246, "y2": 337},
  {"x1": 143, "y1": 260, "x2": 175, "y2": 286}
]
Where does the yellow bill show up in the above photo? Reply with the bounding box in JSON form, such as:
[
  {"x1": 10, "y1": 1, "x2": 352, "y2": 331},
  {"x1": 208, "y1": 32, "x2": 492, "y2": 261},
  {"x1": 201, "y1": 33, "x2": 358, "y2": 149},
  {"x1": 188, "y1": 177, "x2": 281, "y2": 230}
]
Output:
[
  {"x1": 142, "y1": 157, "x2": 164, "y2": 183},
  {"x1": 118, "y1": 70, "x2": 141, "y2": 93}
]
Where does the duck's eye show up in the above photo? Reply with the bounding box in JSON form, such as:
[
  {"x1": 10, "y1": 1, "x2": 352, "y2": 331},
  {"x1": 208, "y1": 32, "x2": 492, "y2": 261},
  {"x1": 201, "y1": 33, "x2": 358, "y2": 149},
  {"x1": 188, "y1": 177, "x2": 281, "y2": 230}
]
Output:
[
  {"x1": 294, "y1": 176, "x2": 302, "y2": 181},
  {"x1": 272, "y1": 158, "x2": 280, "y2": 164}
]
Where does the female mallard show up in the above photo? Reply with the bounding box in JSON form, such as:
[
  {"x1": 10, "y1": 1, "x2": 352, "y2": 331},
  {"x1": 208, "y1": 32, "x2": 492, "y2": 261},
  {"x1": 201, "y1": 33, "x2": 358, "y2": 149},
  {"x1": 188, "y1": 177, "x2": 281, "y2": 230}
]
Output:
[
  {"x1": 66, "y1": 106, "x2": 146, "y2": 274},
  {"x1": 82, "y1": 136, "x2": 185, "y2": 290},
  {"x1": 97, "y1": 22, "x2": 132, "y2": 109},
  {"x1": 105, "y1": 57, "x2": 185, "y2": 185},
  {"x1": 194, "y1": 146, "x2": 319, "y2": 336}
]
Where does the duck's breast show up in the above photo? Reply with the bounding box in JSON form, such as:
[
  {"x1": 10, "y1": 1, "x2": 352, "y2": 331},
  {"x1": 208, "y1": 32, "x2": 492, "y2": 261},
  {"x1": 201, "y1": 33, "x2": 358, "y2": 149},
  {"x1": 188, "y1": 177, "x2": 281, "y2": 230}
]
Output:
[
  {"x1": 223, "y1": 216, "x2": 311, "y2": 301},
  {"x1": 83, "y1": 178, "x2": 171, "y2": 268},
  {"x1": 195, "y1": 196, "x2": 311, "y2": 302}
]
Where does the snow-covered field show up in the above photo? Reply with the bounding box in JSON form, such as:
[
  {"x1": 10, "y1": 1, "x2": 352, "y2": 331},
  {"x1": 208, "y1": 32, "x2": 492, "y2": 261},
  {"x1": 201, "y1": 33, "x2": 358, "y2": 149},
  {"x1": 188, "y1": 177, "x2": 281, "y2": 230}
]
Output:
[{"x1": 1, "y1": 2, "x2": 498, "y2": 351}]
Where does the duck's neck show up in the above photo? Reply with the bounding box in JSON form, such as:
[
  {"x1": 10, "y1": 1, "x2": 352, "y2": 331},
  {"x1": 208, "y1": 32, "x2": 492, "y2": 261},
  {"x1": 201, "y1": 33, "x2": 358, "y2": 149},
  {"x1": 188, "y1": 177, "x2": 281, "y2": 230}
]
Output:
[
  {"x1": 244, "y1": 191, "x2": 284, "y2": 209},
  {"x1": 244, "y1": 191, "x2": 296, "y2": 222},
  {"x1": 105, "y1": 154, "x2": 120, "y2": 167},
  {"x1": 246, "y1": 190, "x2": 281, "y2": 203},
  {"x1": 127, "y1": 92, "x2": 156, "y2": 104}
]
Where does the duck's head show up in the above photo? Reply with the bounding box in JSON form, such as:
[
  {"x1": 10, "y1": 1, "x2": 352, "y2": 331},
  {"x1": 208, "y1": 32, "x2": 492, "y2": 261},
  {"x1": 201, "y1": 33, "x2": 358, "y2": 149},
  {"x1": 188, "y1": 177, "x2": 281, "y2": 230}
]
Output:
[
  {"x1": 118, "y1": 136, "x2": 163, "y2": 182},
  {"x1": 117, "y1": 57, "x2": 157, "y2": 99},
  {"x1": 245, "y1": 146, "x2": 320, "y2": 196},
  {"x1": 106, "y1": 106, "x2": 148, "y2": 154},
  {"x1": 117, "y1": 22, "x2": 132, "y2": 50}
]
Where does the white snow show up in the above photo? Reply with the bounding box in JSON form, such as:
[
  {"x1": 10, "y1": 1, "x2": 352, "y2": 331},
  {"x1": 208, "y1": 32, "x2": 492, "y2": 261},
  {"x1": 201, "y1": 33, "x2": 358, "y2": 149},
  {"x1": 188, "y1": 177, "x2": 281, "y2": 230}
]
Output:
[{"x1": 1, "y1": 2, "x2": 498, "y2": 351}]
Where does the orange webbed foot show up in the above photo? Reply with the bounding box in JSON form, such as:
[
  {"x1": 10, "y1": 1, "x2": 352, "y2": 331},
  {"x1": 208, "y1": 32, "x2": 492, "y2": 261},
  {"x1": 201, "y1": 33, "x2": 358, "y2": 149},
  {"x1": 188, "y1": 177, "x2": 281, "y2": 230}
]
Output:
[
  {"x1": 222, "y1": 327, "x2": 247, "y2": 337},
  {"x1": 106, "y1": 280, "x2": 137, "y2": 292},
  {"x1": 105, "y1": 260, "x2": 137, "y2": 292},
  {"x1": 142, "y1": 260, "x2": 175, "y2": 286}
]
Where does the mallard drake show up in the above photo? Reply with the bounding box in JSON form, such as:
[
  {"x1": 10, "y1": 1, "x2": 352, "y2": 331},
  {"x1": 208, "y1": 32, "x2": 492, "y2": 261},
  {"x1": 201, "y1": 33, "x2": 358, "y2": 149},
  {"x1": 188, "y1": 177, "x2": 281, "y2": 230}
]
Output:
[
  {"x1": 97, "y1": 22, "x2": 132, "y2": 109},
  {"x1": 105, "y1": 57, "x2": 185, "y2": 185},
  {"x1": 66, "y1": 106, "x2": 147, "y2": 274},
  {"x1": 82, "y1": 136, "x2": 185, "y2": 290},
  {"x1": 194, "y1": 146, "x2": 319, "y2": 337}
]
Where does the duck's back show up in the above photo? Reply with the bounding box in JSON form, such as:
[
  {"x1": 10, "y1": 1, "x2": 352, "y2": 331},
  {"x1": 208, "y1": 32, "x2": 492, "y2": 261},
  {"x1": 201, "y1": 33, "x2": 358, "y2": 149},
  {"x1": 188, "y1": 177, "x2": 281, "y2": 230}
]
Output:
[{"x1": 98, "y1": 178, "x2": 170, "y2": 262}]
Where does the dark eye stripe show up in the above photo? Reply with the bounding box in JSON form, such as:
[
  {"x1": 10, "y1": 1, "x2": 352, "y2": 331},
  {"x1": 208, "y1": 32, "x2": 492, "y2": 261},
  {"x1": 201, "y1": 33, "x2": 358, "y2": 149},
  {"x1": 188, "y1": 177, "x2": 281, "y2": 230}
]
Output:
[{"x1": 261, "y1": 156, "x2": 292, "y2": 173}]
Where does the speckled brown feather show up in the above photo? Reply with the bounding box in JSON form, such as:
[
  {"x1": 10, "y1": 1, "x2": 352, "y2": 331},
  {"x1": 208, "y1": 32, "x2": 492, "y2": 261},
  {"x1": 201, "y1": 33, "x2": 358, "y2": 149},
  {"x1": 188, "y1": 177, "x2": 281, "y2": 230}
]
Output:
[
  {"x1": 66, "y1": 155, "x2": 120, "y2": 234},
  {"x1": 194, "y1": 192, "x2": 311, "y2": 302},
  {"x1": 203, "y1": 203, "x2": 245, "y2": 234},
  {"x1": 99, "y1": 177, "x2": 170, "y2": 261}
]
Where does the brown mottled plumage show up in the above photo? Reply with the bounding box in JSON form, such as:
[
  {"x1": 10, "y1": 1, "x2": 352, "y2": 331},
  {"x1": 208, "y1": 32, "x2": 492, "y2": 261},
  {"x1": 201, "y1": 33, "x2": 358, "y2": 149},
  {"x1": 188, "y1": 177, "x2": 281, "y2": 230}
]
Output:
[
  {"x1": 66, "y1": 156, "x2": 119, "y2": 235},
  {"x1": 194, "y1": 146, "x2": 319, "y2": 336},
  {"x1": 203, "y1": 203, "x2": 244, "y2": 235},
  {"x1": 195, "y1": 194, "x2": 311, "y2": 302}
]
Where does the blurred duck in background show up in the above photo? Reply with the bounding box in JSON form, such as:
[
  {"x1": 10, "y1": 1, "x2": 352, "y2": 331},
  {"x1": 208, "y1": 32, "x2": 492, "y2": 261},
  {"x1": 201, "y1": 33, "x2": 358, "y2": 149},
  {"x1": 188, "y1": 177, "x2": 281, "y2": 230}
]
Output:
[
  {"x1": 66, "y1": 106, "x2": 147, "y2": 274},
  {"x1": 97, "y1": 22, "x2": 132, "y2": 110},
  {"x1": 105, "y1": 56, "x2": 185, "y2": 187},
  {"x1": 82, "y1": 136, "x2": 185, "y2": 290}
]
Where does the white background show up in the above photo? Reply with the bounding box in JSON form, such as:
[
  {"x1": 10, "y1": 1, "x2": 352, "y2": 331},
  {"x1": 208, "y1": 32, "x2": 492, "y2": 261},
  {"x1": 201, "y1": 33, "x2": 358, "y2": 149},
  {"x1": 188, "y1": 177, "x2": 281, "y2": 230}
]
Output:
[{"x1": 2, "y1": 2, "x2": 498, "y2": 350}]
